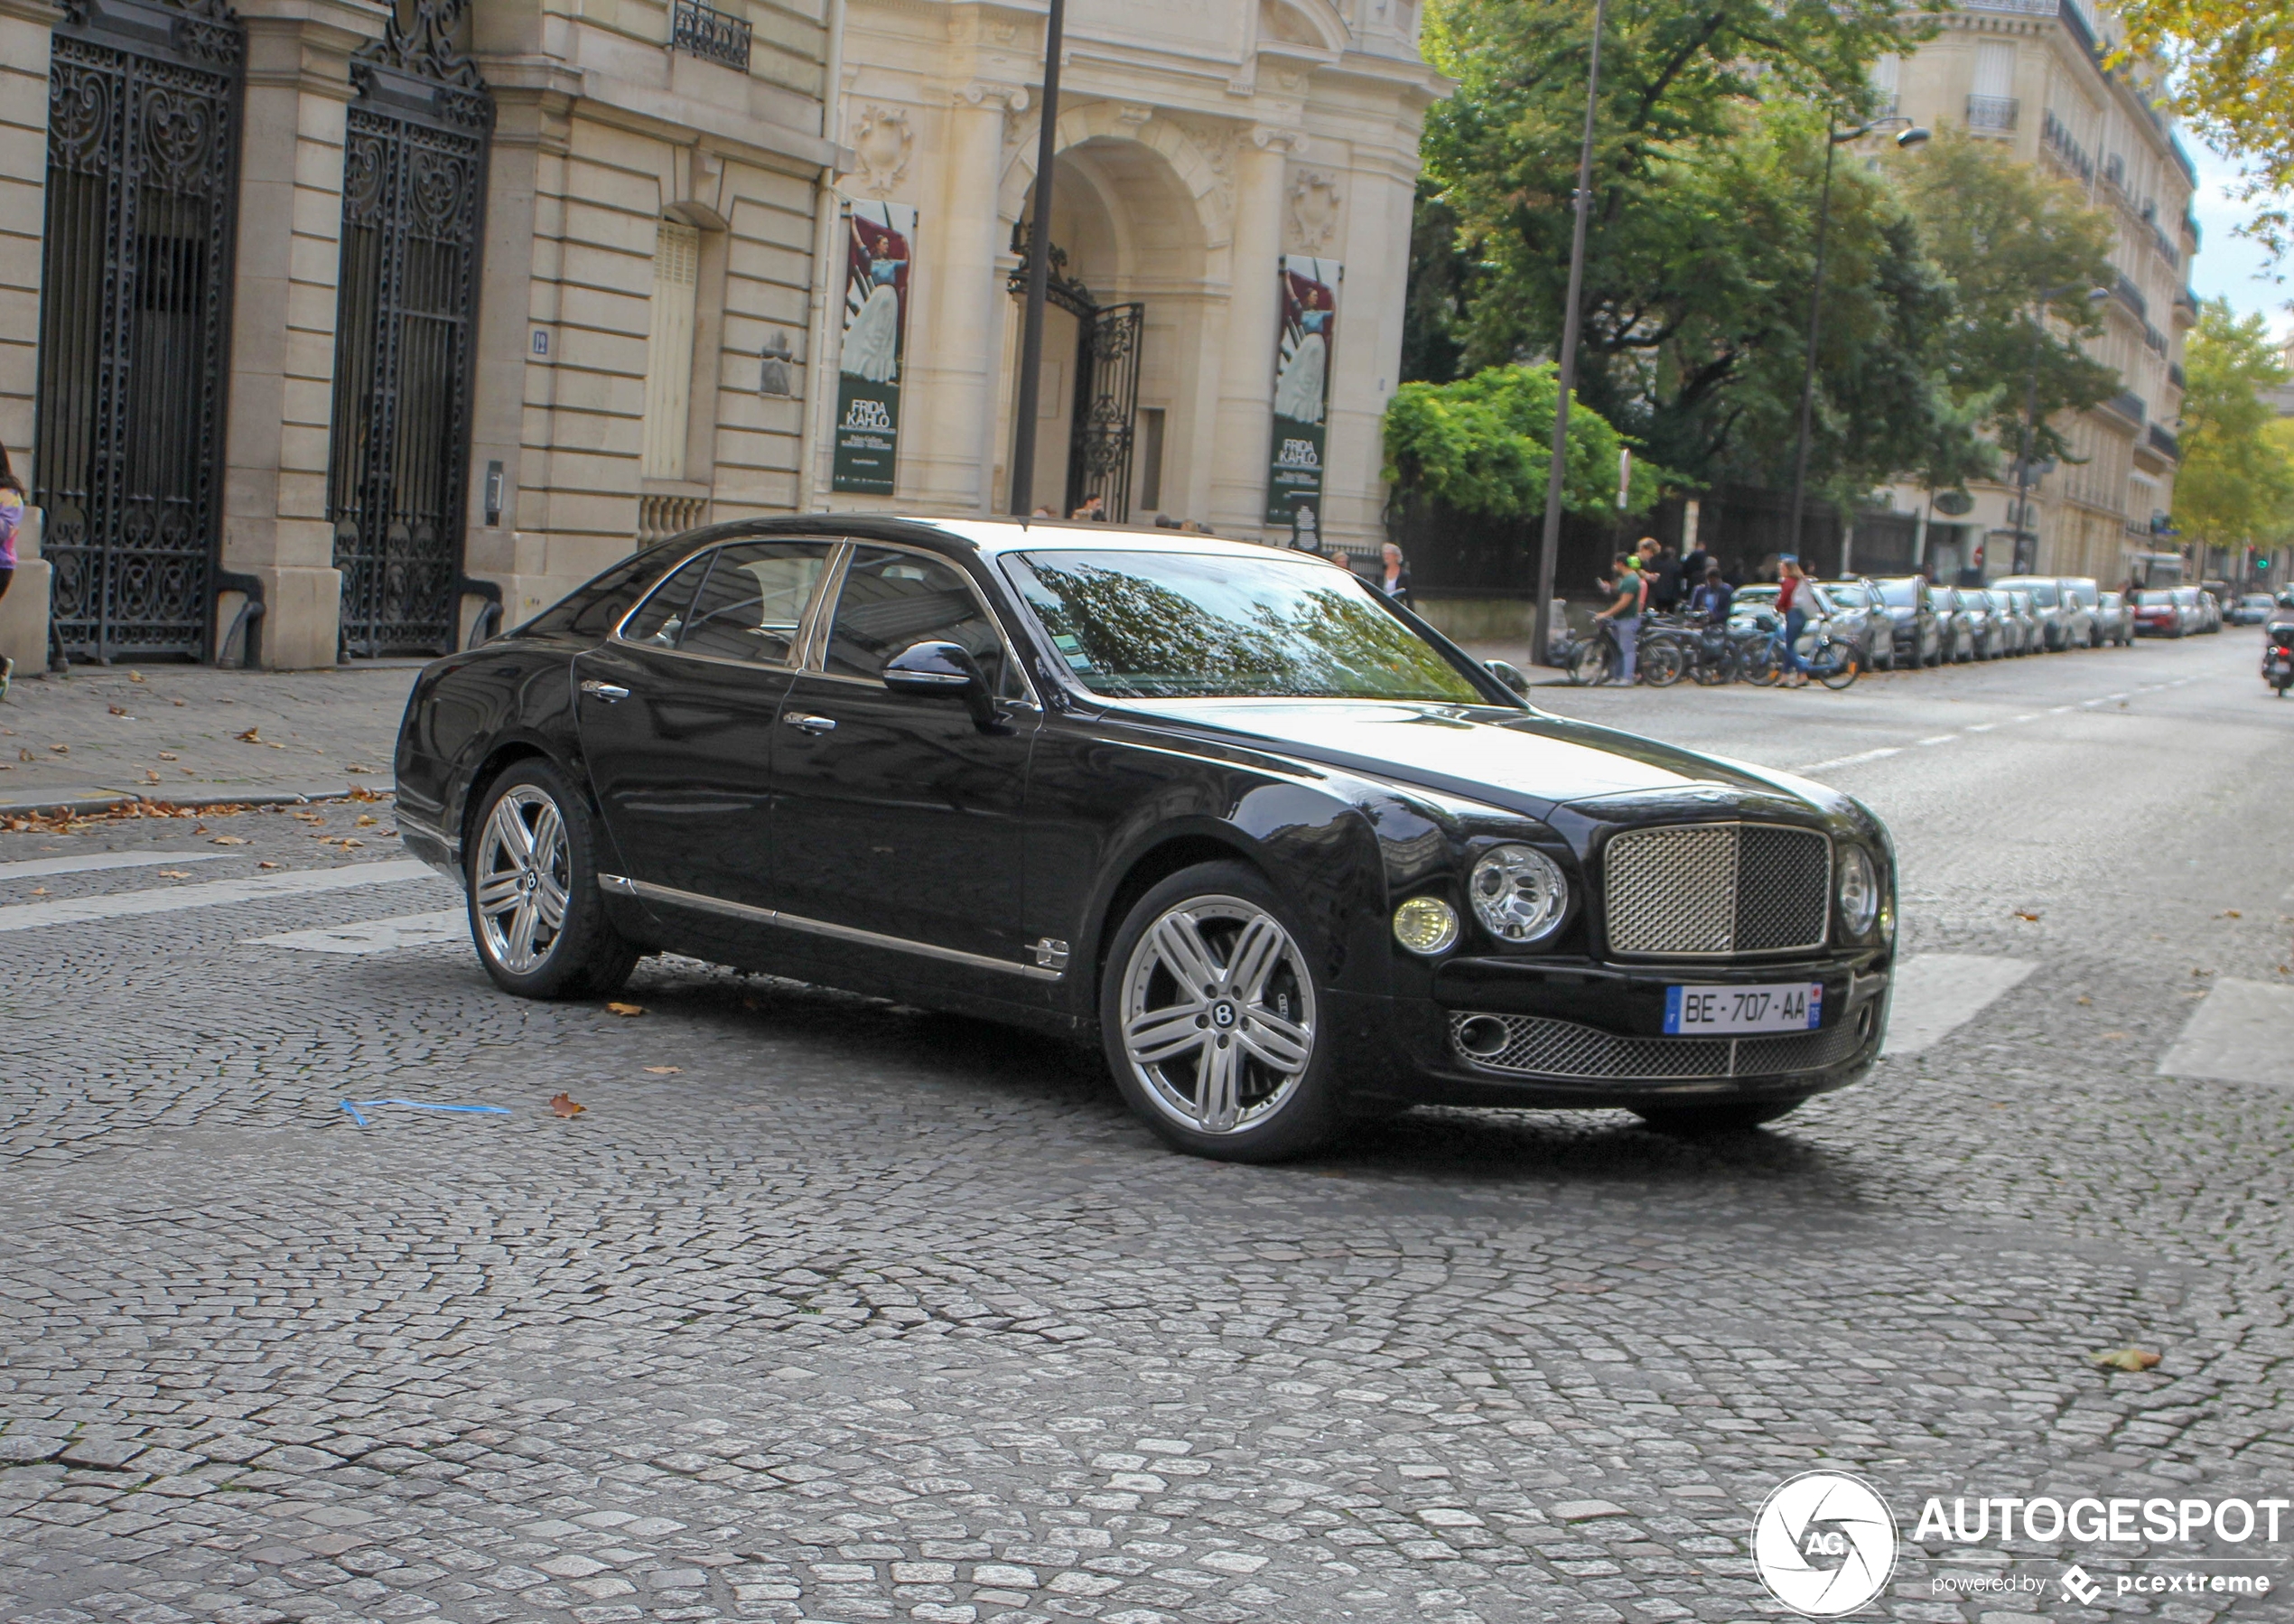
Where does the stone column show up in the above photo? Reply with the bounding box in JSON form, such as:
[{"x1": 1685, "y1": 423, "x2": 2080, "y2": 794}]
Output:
[
  {"x1": 1321, "y1": 160, "x2": 1413, "y2": 556},
  {"x1": 909, "y1": 84, "x2": 1020, "y2": 515},
  {"x1": 0, "y1": 0, "x2": 56, "y2": 673},
  {"x1": 1207, "y1": 125, "x2": 1291, "y2": 537},
  {"x1": 218, "y1": 1, "x2": 384, "y2": 668}
]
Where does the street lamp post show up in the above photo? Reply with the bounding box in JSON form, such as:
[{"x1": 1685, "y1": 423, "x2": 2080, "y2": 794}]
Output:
[
  {"x1": 1785, "y1": 118, "x2": 1928, "y2": 568},
  {"x1": 1529, "y1": 0, "x2": 1606, "y2": 668},
  {"x1": 1007, "y1": 0, "x2": 1068, "y2": 517},
  {"x1": 2010, "y1": 283, "x2": 2110, "y2": 575}
]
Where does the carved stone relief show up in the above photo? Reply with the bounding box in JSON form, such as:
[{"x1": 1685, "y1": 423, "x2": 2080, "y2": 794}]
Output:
[
  {"x1": 1287, "y1": 167, "x2": 1342, "y2": 251},
  {"x1": 850, "y1": 105, "x2": 912, "y2": 196}
]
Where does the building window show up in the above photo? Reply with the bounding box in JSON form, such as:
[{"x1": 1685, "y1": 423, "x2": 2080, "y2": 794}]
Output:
[
  {"x1": 1136, "y1": 406, "x2": 1166, "y2": 514},
  {"x1": 1870, "y1": 53, "x2": 1899, "y2": 117},
  {"x1": 642, "y1": 219, "x2": 701, "y2": 481}
]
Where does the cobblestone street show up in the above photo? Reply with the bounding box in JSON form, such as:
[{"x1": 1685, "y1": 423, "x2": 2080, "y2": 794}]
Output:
[{"x1": 5, "y1": 634, "x2": 2293, "y2": 1623}]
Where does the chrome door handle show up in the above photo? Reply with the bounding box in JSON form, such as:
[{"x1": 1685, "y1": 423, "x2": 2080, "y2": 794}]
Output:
[
  {"x1": 784, "y1": 713, "x2": 837, "y2": 734},
  {"x1": 580, "y1": 679, "x2": 630, "y2": 702}
]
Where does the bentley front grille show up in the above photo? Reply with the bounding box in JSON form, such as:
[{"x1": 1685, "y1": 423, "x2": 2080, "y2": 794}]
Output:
[
  {"x1": 1449, "y1": 1011, "x2": 1869, "y2": 1081},
  {"x1": 1602, "y1": 823, "x2": 1831, "y2": 957}
]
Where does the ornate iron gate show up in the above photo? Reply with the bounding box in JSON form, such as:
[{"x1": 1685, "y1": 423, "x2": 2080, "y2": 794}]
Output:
[
  {"x1": 1065, "y1": 303, "x2": 1143, "y2": 521},
  {"x1": 36, "y1": 0, "x2": 244, "y2": 661},
  {"x1": 325, "y1": 2, "x2": 490, "y2": 657},
  {"x1": 1008, "y1": 222, "x2": 1144, "y2": 523}
]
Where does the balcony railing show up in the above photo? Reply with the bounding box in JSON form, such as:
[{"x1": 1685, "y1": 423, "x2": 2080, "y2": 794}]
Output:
[
  {"x1": 671, "y1": 0, "x2": 750, "y2": 70},
  {"x1": 2168, "y1": 362, "x2": 2186, "y2": 389},
  {"x1": 2101, "y1": 388, "x2": 2148, "y2": 427},
  {"x1": 1966, "y1": 94, "x2": 2019, "y2": 133},
  {"x1": 2040, "y1": 108, "x2": 2094, "y2": 184},
  {"x1": 2147, "y1": 424, "x2": 2180, "y2": 461},
  {"x1": 2112, "y1": 272, "x2": 2149, "y2": 322}
]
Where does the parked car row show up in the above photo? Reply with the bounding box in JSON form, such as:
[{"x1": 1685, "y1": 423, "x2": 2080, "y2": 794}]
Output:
[
  {"x1": 2131, "y1": 585, "x2": 2226, "y2": 638},
  {"x1": 1727, "y1": 574, "x2": 2135, "y2": 670}
]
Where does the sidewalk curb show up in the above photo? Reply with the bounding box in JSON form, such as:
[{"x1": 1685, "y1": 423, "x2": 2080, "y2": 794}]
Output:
[{"x1": 1, "y1": 782, "x2": 396, "y2": 820}]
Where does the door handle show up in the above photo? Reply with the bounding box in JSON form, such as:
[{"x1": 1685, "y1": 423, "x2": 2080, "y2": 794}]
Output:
[
  {"x1": 580, "y1": 679, "x2": 630, "y2": 703},
  {"x1": 783, "y1": 713, "x2": 837, "y2": 735}
]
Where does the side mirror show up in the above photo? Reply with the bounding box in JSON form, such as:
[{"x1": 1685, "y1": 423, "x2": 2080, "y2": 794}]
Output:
[
  {"x1": 1485, "y1": 658, "x2": 1531, "y2": 697},
  {"x1": 882, "y1": 639, "x2": 1002, "y2": 729}
]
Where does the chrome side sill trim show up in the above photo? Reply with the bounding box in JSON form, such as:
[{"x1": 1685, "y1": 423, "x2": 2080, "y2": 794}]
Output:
[{"x1": 597, "y1": 873, "x2": 1062, "y2": 981}]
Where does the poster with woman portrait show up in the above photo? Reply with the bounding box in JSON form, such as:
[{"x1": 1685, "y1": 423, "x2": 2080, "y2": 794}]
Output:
[
  {"x1": 831, "y1": 201, "x2": 917, "y2": 495},
  {"x1": 1264, "y1": 255, "x2": 1340, "y2": 527}
]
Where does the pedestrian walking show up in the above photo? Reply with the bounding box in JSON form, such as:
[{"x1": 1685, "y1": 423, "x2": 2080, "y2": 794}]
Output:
[
  {"x1": 1374, "y1": 543, "x2": 1413, "y2": 607},
  {"x1": 0, "y1": 443, "x2": 20, "y2": 701},
  {"x1": 1776, "y1": 555, "x2": 1812, "y2": 687},
  {"x1": 1593, "y1": 552, "x2": 1643, "y2": 684}
]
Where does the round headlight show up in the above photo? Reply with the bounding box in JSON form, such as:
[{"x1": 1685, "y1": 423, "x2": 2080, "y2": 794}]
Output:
[
  {"x1": 1469, "y1": 845, "x2": 1569, "y2": 944},
  {"x1": 1837, "y1": 845, "x2": 1879, "y2": 936},
  {"x1": 1392, "y1": 895, "x2": 1459, "y2": 956}
]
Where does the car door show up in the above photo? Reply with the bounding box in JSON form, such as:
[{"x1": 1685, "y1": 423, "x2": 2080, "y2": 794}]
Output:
[
  {"x1": 572, "y1": 538, "x2": 838, "y2": 918},
  {"x1": 769, "y1": 543, "x2": 1044, "y2": 981}
]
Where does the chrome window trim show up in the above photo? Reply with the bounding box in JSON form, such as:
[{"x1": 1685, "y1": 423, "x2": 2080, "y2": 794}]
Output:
[
  {"x1": 813, "y1": 538, "x2": 1041, "y2": 710},
  {"x1": 599, "y1": 872, "x2": 1061, "y2": 981},
  {"x1": 606, "y1": 537, "x2": 844, "y2": 672}
]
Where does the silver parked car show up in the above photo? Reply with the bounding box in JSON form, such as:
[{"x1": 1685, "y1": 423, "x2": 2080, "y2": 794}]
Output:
[
  {"x1": 2003, "y1": 589, "x2": 2047, "y2": 653},
  {"x1": 1949, "y1": 586, "x2": 2006, "y2": 659},
  {"x1": 2233, "y1": 593, "x2": 2279, "y2": 626},
  {"x1": 1935, "y1": 586, "x2": 1980, "y2": 663},
  {"x1": 1872, "y1": 575, "x2": 1946, "y2": 667},
  {"x1": 1993, "y1": 576, "x2": 2083, "y2": 650},
  {"x1": 2059, "y1": 576, "x2": 2103, "y2": 647},
  {"x1": 1815, "y1": 579, "x2": 1898, "y2": 670},
  {"x1": 2093, "y1": 590, "x2": 2135, "y2": 646}
]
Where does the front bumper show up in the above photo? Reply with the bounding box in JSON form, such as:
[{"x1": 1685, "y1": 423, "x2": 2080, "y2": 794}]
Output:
[{"x1": 1331, "y1": 952, "x2": 1891, "y2": 1111}]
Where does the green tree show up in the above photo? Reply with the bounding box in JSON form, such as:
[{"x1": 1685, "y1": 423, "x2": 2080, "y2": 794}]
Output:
[
  {"x1": 1893, "y1": 129, "x2": 2120, "y2": 468},
  {"x1": 2112, "y1": 0, "x2": 2294, "y2": 259},
  {"x1": 1380, "y1": 362, "x2": 1658, "y2": 519},
  {"x1": 2175, "y1": 301, "x2": 2294, "y2": 551}
]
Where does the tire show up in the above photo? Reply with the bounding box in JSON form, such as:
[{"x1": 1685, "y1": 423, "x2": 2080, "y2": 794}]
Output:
[
  {"x1": 1814, "y1": 639, "x2": 1860, "y2": 690},
  {"x1": 1099, "y1": 861, "x2": 1339, "y2": 1162},
  {"x1": 1570, "y1": 639, "x2": 1613, "y2": 686},
  {"x1": 1640, "y1": 639, "x2": 1687, "y2": 687},
  {"x1": 1634, "y1": 1098, "x2": 1804, "y2": 1136},
  {"x1": 466, "y1": 758, "x2": 639, "y2": 1000}
]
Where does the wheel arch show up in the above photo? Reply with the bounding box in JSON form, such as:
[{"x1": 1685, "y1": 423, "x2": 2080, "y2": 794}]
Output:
[{"x1": 1089, "y1": 830, "x2": 1268, "y2": 994}]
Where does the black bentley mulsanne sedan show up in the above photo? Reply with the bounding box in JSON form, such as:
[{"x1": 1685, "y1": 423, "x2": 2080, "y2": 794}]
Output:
[{"x1": 394, "y1": 517, "x2": 1897, "y2": 1161}]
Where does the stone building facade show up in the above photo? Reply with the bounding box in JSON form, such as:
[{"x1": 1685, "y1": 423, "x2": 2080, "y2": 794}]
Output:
[
  {"x1": 804, "y1": 0, "x2": 1441, "y2": 554},
  {"x1": 1872, "y1": 0, "x2": 2197, "y2": 587},
  {"x1": 0, "y1": 0, "x2": 832, "y2": 672}
]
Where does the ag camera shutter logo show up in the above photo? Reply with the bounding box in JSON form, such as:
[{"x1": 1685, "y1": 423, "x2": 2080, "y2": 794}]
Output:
[{"x1": 1753, "y1": 1470, "x2": 1899, "y2": 1616}]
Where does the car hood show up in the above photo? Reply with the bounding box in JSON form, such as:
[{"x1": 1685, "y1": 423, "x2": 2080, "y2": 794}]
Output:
[{"x1": 1103, "y1": 698, "x2": 1832, "y2": 821}]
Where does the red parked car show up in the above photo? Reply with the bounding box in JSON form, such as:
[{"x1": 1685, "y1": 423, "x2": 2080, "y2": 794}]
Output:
[{"x1": 2131, "y1": 589, "x2": 2188, "y2": 637}]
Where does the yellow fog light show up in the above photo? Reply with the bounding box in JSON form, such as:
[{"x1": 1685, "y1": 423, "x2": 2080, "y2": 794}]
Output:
[{"x1": 1392, "y1": 895, "x2": 1459, "y2": 957}]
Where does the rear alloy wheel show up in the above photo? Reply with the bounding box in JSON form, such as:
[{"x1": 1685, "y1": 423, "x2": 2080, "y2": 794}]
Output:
[
  {"x1": 1633, "y1": 1098, "x2": 1804, "y2": 1136},
  {"x1": 1101, "y1": 862, "x2": 1338, "y2": 1162},
  {"x1": 468, "y1": 760, "x2": 639, "y2": 1000}
]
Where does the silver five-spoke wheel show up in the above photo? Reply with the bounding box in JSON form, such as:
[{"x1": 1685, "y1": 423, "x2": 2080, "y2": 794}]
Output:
[
  {"x1": 1118, "y1": 894, "x2": 1317, "y2": 1134},
  {"x1": 473, "y1": 785, "x2": 571, "y2": 975}
]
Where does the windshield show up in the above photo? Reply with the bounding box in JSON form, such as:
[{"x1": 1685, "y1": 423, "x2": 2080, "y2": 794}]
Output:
[
  {"x1": 1003, "y1": 549, "x2": 1488, "y2": 703},
  {"x1": 2132, "y1": 591, "x2": 2175, "y2": 605},
  {"x1": 2015, "y1": 582, "x2": 2060, "y2": 606},
  {"x1": 1876, "y1": 579, "x2": 1922, "y2": 607}
]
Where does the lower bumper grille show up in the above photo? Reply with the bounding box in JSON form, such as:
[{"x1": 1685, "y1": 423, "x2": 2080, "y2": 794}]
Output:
[{"x1": 1449, "y1": 1010, "x2": 1870, "y2": 1081}]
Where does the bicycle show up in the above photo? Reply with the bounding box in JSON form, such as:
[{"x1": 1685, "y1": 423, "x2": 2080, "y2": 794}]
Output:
[
  {"x1": 1567, "y1": 619, "x2": 1678, "y2": 686},
  {"x1": 1747, "y1": 617, "x2": 1858, "y2": 689}
]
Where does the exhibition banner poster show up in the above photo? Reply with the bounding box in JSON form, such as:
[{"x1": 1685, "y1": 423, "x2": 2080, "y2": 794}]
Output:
[
  {"x1": 831, "y1": 201, "x2": 916, "y2": 495},
  {"x1": 1265, "y1": 255, "x2": 1340, "y2": 530}
]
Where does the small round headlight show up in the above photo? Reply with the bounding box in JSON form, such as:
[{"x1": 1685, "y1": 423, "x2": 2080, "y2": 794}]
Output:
[
  {"x1": 1392, "y1": 895, "x2": 1459, "y2": 956},
  {"x1": 1837, "y1": 845, "x2": 1879, "y2": 936},
  {"x1": 1470, "y1": 845, "x2": 1569, "y2": 944}
]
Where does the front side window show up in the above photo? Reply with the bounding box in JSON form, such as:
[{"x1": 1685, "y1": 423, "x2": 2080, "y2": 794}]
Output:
[
  {"x1": 1003, "y1": 549, "x2": 1487, "y2": 702},
  {"x1": 826, "y1": 547, "x2": 1021, "y2": 698},
  {"x1": 1876, "y1": 579, "x2": 1922, "y2": 608}
]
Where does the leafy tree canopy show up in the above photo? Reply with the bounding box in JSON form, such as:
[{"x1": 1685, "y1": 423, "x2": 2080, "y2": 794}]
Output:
[
  {"x1": 2113, "y1": 0, "x2": 2294, "y2": 260},
  {"x1": 2173, "y1": 300, "x2": 2294, "y2": 550},
  {"x1": 1381, "y1": 362, "x2": 1660, "y2": 519}
]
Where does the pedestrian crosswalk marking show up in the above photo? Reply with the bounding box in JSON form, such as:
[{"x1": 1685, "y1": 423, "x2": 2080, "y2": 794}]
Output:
[
  {"x1": 0, "y1": 859, "x2": 434, "y2": 933},
  {"x1": 247, "y1": 909, "x2": 466, "y2": 956},
  {"x1": 2158, "y1": 980, "x2": 2294, "y2": 1088},
  {"x1": 1881, "y1": 954, "x2": 2039, "y2": 1057},
  {"x1": 0, "y1": 850, "x2": 230, "y2": 882}
]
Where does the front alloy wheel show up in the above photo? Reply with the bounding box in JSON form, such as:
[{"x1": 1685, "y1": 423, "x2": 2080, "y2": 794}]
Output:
[
  {"x1": 465, "y1": 760, "x2": 639, "y2": 1000},
  {"x1": 1102, "y1": 863, "x2": 1338, "y2": 1161},
  {"x1": 475, "y1": 785, "x2": 570, "y2": 974}
]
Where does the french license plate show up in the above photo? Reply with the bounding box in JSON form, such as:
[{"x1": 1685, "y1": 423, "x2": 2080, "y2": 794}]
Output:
[{"x1": 1665, "y1": 982, "x2": 1822, "y2": 1035}]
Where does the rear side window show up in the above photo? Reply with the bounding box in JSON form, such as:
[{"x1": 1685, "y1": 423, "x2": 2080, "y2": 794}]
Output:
[
  {"x1": 676, "y1": 542, "x2": 835, "y2": 664},
  {"x1": 518, "y1": 549, "x2": 679, "y2": 639},
  {"x1": 619, "y1": 551, "x2": 716, "y2": 646}
]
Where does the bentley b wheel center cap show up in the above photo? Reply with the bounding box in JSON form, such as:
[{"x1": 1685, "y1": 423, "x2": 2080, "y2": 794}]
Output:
[{"x1": 1210, "y1": 1000, "x2": 1238, "y2": 1031}]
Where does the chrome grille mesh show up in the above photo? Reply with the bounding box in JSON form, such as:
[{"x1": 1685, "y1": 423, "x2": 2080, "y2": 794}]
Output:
[
  {"x1": 1602, "y1": 824, "x2": 1831, "y2": 957},
  {"x1": 1449, "y1": 1012, "x2": 1867, "y2": 1081}
]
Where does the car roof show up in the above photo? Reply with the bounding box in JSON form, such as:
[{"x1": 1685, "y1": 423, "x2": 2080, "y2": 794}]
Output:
[{"x1": 894, "y1": 515, "x2": 1351, "y2": 568}]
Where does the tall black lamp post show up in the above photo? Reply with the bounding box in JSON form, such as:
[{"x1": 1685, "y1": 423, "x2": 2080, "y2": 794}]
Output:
[
  {"x1": 1008, "y1": 0, "x2": 1068, "y2": 517},
  {"x1": 1529, "y1": 0, "x2": 1606, "y2": 667},
  {"x1": 1785, "y1": 117, "x2": 1928, "y2": 566},
  {"x1": 2008, "y1": 282, "x2": 2111, "y2": 574}
]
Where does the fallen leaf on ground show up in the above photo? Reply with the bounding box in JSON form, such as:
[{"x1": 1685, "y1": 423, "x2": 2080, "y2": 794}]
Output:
[
  {"x1": 346, "y1": 763, "x2": 374, "y2": 773},
  {"x1": 48, "y1": 744, "x2": 67, "y2": 754},
  {"x1": 16, "y1": 749, "x2": 29, "y2": 762},
  {"x1": 107, "y1": 705, "x2": 129, "y2": 716},
  {"x1": 2193, "y1": 966, "x2": 2213, "y2": 976},
  {"x1": 257, "y1": 860, "x2": 281, "y2": 870},
  {"x1": 549, "y1": 1092, "x2": 585, "y2": 1117},
  {"x1": 2103, "y1": 1031, "x2": 2131, "y2": 1041},
  {"x1": 210, "y1": 835, "x2": 250, "y2": 845},
  {"x1": 605, "y1": 1002, "x2": 645, "y2": 1017},
  {"x1": 171, "y1": 698, "x2": 184, "y2": 707},
  {"x1": 236, "y1": 726, "x2": 262, "y2": 743},
  {"x1": 356, "y1": 814, "x2": 378, "y2": 826},
  {"x1": 126, "y1": 671, "x2": 144, "y2": 683},
  {"x1": 2075, "y1": 994, "x2": 2091, "y2": 1005},
  {"x1": 29, "y1": 887, "x2": 46, "y2": 896},
  {"x1": 2089, "y1": 1347, "x2": 2161, "y2": 1372},
  {"x1": 2224, "y1": 910, "x2": 2242, "y2": 918},
  {"x1": 157, "y1": 751, "x2": 178, "y2": 761},
  {"x1": 157, "y1": 870, "x2": 190, "y2": 879},
  {"x1": 143, "y1": 770, "x2": 160, "y2": 784},
  {"x1": 2012, "y1": 910, "x2": 2039, "y2": 921},
  {"x1": 644, "y1": 1066, "x2": 681, "y2": 1075}
]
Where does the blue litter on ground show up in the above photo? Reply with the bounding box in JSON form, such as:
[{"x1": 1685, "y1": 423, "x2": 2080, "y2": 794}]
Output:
[{"x1": 340, "y1": 1098, "x2": 513, "y2": 1127}]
